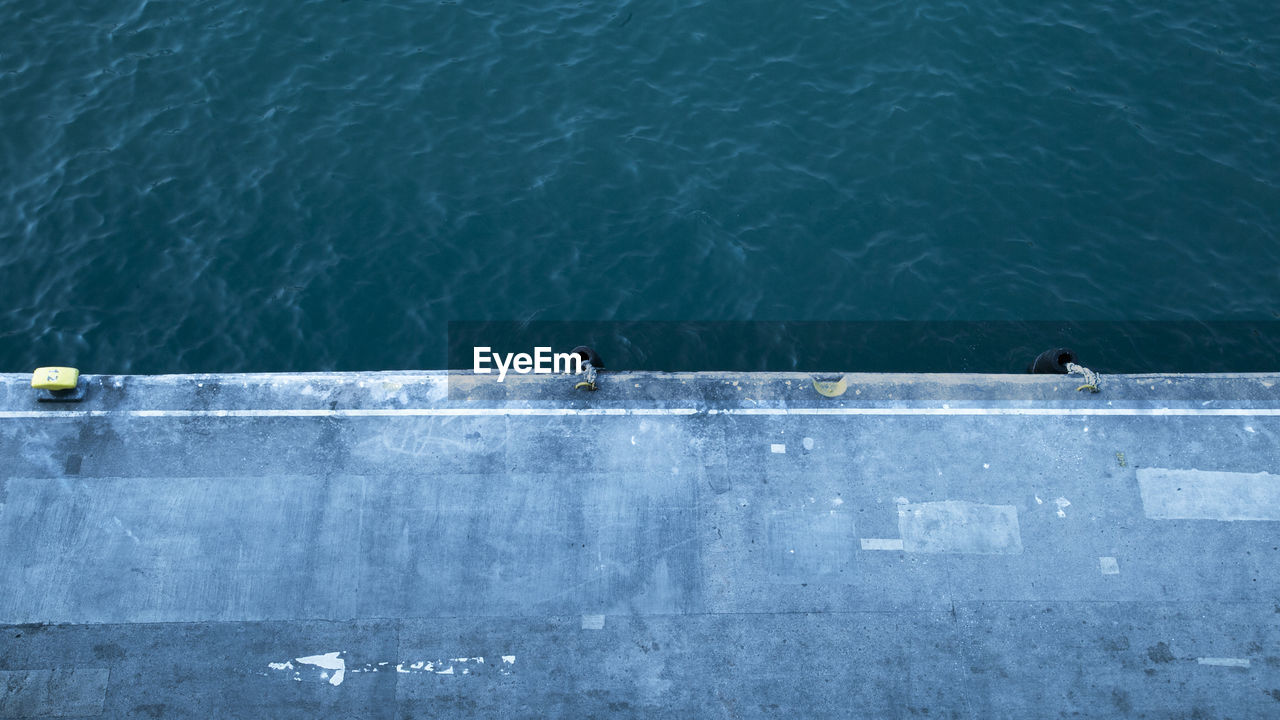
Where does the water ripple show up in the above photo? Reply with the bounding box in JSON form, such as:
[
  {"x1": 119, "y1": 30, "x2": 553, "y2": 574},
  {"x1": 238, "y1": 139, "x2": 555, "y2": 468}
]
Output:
[{"x1": 1, "y1": 0, "x2": 1277, "y2": 372}]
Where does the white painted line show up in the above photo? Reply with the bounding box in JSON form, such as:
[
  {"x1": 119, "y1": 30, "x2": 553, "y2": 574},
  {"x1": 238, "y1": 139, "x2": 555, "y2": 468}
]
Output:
[
  {"x1": 581, "y1": 614, "x2": 605, "y2": 630},
  {"x1": 0, "y1": 408, "x2": 702, "y2": 419},
  {"x1": 1197, "y1": 657, "x2": 1250, "y2": 668},
  {"x1": 1099, "y1": 557, "x2": 1119, "y2": 575},
  {"x1": 719, "y1": 408, "x2": 1280, "y2": 416},
  {"x1": 860, "y1": 538, "x2": 905, "y2": 551},
  {"x1": 770, "y1": 443, "x2": 786, "y2": 454},
  {"x1": 2, "y1": 406, "x2": 1280, "y2": 420}
]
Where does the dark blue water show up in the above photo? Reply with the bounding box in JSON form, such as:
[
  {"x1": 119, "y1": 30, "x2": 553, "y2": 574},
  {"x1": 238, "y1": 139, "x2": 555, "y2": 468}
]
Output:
[{"x1": 2, "y1": 1, "x2": 1278, "y2": 373}]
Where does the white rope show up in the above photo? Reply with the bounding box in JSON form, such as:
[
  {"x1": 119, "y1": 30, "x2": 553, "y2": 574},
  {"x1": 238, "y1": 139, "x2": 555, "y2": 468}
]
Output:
[
  {"x1": 1065, "y1": 362, "x2": 1101, "y2": 393},
  {"x1": 575, "y1": 361, "x2": 598, "y2": 391}
]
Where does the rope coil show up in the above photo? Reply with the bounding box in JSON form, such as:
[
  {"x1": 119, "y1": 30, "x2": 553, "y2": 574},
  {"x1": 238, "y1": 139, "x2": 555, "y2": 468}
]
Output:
[
  {"x1": 574, "y1": 361, "x2": 598, "y2": 391},
  {"x1": 1065, "y1": 362, "x2": 1101, "y2": 393}
]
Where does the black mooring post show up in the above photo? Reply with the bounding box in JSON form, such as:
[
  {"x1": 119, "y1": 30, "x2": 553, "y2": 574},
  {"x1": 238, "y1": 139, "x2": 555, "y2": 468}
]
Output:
[{"x1": 1028, "y1": 348, "x2": 1077, "y2": 374}]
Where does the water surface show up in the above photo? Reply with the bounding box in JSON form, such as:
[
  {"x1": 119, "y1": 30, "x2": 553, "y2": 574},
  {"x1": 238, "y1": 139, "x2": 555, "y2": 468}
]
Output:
[{"x1": 2, "y1": 0, "x2": 1277, "y2": 372}]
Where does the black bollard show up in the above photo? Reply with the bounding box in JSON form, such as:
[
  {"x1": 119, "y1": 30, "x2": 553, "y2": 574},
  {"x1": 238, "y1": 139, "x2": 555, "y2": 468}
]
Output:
[
  {"x1": 570, "y1": 346, "x2": 604, "y2": 370},
  {"x1": 1028, "y1": 348, "x2": 1077, "y2": 374}
]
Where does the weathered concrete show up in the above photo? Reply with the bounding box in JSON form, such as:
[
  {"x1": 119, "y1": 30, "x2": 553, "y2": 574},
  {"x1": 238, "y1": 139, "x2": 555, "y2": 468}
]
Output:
[{"x1": 1, "y1": 370, "x2": 1279, "y2": 718}]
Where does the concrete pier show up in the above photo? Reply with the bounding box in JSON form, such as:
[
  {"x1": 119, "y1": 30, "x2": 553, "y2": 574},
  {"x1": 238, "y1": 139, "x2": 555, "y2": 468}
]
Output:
[{"x1": 2, "y1": 370, "x2": 1279, "y2": 718}]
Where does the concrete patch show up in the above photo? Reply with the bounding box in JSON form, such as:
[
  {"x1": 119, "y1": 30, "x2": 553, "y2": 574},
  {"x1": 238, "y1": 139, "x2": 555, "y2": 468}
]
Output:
[
  {"x1": 1099, "y1": 557, "x2": 1120, "y2": 575},
  {"x1": 898, "y1": 501, "x2": 1022, "y2": 554},
  {"x1": 766, "y1": 509, "x2": 855, "y2": 579},
  {"x1": 1137, "y1": 468, "x2": 1280, "y2": 521},
  {"x1": 581, "y1": 614, "x2": 605, "y2": 630},
  {"x1": 0, "y1": 669, "x2": 109, "y2": 718}
]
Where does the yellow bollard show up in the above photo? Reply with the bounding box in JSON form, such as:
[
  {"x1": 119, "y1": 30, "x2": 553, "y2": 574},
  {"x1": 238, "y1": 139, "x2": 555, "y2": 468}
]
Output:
[{"x1": 32, "y1": 367, "x2": 80, "y2": 391}]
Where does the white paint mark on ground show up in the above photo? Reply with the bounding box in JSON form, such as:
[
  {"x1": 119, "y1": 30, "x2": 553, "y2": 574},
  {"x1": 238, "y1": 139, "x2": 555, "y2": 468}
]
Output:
[
  {"x1": 295, "y1": 652, "x2": 345, "y2": 686},
  {"x1": 1197, "y1": 657, "x2": 1250, "y2": 668},
  {"x1": 6, "y1": 406, "x2": 1280, "y2": 420},
  {"x1": 719, "y1": 407, "x2": 1280, "y2": 417},
  {"x1": 860, "y1": 538, "x2": 905, "y2": 551},
  {"x1": 282, "y1": 654, "x2": 503, "y2": 680},
  {"x1": 899, "y1": 501, "x2": 1022, "y2": 554},
  {"x1": 112, "y1": 516, "x2": 141, "y2": 544},
  {"x1": 770, "y1": 443, "x2": 786, "y2": 454},
  {"x1": 1055, "y1": 497, "x2": 1071, "y2": 518},
  {"x1": 581, "y1": 614, "x2": 606, "y2": 630},
  {"x1": 802, "y1": 437, "x2": 814, "y2": 450},
  {"x1": 502, "y1": 656, "x2": 516, "y2": 665},
  {"x1": 0, "y1": 408, "x2": 703, "y2": 420},
  {"x1": 1137, "y1": 468, "x2": 1280, "y2": 521},
  {"x1": 831, "y1": 497, "x2": 844, "y2": 506},
  {"x1": 1099, "y1": 557, "x2": 1119, "y2": 575}
]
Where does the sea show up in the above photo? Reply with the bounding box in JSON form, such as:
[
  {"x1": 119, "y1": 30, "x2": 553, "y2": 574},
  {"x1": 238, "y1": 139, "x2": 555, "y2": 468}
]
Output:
[{"x1": 2, "y1": 0, "x2": 1277, "y2": 373}]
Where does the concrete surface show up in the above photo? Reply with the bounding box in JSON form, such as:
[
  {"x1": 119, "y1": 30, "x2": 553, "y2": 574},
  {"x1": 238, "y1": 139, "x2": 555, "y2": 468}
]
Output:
[{"x1": 1, "y1": 370, "x2": 1279, "y2": 718}]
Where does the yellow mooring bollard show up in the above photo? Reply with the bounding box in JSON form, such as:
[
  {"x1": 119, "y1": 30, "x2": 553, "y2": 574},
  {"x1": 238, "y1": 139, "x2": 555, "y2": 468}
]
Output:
[
  {"x1": 32, "y1": 366, "x2": 86, "y2": 402},
  {"x1": 31, "y1": 367, "x2": 79, "y2": 391}
]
